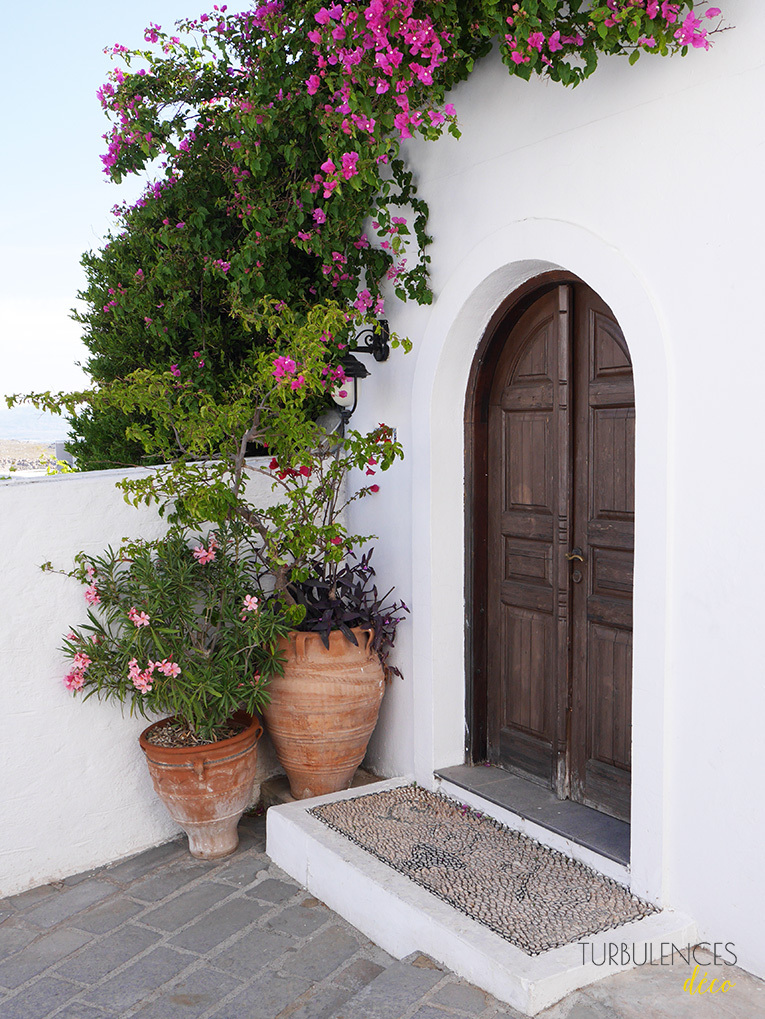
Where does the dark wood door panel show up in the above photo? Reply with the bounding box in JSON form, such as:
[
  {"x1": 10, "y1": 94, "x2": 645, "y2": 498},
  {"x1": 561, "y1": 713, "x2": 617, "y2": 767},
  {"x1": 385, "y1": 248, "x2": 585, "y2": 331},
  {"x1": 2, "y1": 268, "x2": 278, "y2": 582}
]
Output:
[
  {"x1": 484, "y1": 281, "x2": 633, "y2": 821},
  {"x1": 487, "y1": 288, "x2": 568, "y2": 786}
]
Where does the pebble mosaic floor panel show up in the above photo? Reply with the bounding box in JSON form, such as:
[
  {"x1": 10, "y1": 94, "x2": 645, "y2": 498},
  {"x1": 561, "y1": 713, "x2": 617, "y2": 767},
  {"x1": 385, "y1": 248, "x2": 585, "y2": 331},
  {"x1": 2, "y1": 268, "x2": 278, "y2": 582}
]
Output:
[{"x1": 310, "y1": 784, "x2": 656, "y2": 955}]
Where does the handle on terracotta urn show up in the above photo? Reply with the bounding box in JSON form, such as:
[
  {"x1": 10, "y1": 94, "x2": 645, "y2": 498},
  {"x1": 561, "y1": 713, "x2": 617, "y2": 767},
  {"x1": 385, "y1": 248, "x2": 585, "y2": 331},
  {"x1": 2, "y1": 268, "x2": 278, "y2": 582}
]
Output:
[
  {"x1": 363, "y1": 628, "x2": 375, "y2": 656},
  {"x1": 294, "y1": 632, "x2": 310, "y2": 662}
]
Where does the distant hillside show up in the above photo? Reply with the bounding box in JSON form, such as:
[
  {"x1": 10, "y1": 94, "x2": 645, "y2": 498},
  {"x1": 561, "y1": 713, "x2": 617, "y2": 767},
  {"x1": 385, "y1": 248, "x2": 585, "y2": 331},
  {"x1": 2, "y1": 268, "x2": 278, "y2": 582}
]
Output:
[{"x1": 0, "y1": 405, "x2": 72, "y2": 441}]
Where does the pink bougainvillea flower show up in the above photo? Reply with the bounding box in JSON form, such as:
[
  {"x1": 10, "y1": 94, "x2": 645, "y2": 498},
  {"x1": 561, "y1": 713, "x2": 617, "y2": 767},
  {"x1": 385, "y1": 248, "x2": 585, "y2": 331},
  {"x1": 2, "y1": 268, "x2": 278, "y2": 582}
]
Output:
[
  {"x1": 320, "y1": 157, "x2": 336, "y2": 175},
  {"x1": 341, "y1": 151, "x2": 359, "y2": 179},
  {"x1": 313, "y1": 207, "x2": 326, "y2": 224},
  {"x1": 330, "y1": 536, "x2": 342, "y2": 545},
  {"x1": 170, "y1": 364, "x2": 181, "y2": 377},
  {"x1": 272, "y1": 355, "x2": 297, "y2": 379},
  {"x1": 674, "y1": 11, "x2": 709, "y2": 48},
  {"x1": 369, "y1": 484, "x2": 380, "y2": 493},
  {"x1": 706, "y1": 7, "x2": 721, "y2": 16},
  {"x1": 175, "y1": 221, "x2": 185, "y2": 229}
]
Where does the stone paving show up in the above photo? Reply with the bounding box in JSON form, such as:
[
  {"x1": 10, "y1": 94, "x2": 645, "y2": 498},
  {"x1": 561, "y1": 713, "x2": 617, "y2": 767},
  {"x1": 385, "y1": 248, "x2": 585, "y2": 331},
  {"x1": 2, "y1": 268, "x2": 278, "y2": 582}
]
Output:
[{"x1": 1, "y1": 813, "x2": 763, "y2": 1019}]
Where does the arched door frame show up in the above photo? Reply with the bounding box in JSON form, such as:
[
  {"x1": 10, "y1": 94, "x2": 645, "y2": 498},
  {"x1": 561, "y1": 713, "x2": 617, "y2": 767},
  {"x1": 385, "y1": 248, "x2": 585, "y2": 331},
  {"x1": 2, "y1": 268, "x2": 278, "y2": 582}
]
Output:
[{"x1": 408, "y1": 222, "x2": 670, "y2": 903}]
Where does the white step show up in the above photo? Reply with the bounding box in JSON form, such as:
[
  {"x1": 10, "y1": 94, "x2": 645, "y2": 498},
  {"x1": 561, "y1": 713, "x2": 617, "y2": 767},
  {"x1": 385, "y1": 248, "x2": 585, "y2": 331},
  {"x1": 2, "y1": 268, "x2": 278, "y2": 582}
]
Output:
[{"x1": 266, "y1": 777, "x2": 697, "y2": 1016}]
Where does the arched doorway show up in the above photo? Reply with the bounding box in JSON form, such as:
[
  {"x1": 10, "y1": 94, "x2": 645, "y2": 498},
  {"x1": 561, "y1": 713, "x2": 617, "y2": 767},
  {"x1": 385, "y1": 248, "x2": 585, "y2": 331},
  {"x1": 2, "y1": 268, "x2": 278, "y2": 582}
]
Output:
[{"x1": 466, "y1": 275, "x2": 634, "y2": 822}]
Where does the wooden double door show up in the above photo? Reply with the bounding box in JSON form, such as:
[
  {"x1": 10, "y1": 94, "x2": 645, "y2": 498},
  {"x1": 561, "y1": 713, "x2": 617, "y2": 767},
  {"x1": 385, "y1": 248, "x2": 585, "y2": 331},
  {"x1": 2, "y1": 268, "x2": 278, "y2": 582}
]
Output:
[{"x1": 485, "y1": 283, "x2": 634, "y2": 821}]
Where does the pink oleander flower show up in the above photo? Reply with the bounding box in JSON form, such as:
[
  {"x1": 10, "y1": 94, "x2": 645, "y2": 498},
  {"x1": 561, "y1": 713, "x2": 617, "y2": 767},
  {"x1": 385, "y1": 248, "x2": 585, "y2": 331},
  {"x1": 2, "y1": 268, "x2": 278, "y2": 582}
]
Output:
[
  {"x1": 157, "y1": 659, "x2": 181, "y2": 677},
  {"x1": 193, "y1": 544, "x2": 216, "y2": 565},
  {"x1": 128, "y1": 606, "x2": 151, "y2": 627},
  {"x1": 128, "y1": 657, "x2": 155, "y2": 692},
  {"x1": 64, "y1": 671, "x2": 86, "y2": 692},
  {"x1": 73, "y1": 652, "x2": 92, "y2": 671},
  {"x1": 84, "y1": 584, "x2": 101, "y2": 605},
  {"x1": 243, "y1": 594, "x2": 260, "y2": 613}
]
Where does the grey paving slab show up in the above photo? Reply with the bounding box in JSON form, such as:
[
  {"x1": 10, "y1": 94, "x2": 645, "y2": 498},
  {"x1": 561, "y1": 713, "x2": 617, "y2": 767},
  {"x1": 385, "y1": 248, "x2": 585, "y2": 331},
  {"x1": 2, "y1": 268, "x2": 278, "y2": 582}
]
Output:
[
  {"x1": 207, "y1": 925, "x2": 294, "y2": 979},
  {"x1": 245, "y1": 876, "x2": 299, "y2": 904},
  {"x1": 139, "y1": 882, "x2": 236, "y2": 931},
  {"x1": 104, "y1": 841, "x2": 186, "y2": 884},
  {"x1": 212, "y1": 854, "x2": 270, "y2": 888},
  {"x1": 331, "y1": 956, "x2": 388, "y2": 993},
  {"x1": 81, "y1": 945, "x2": 193, "y2": 1012},
  {"x1": 168, "y1": 895, "x2": 269, "y2": 953},
  {"x1": 23, "y1": 879, "x2": 118, "y2": 929},
  {"x1": 127, "y1": 964, "x2": 243, "y2": 1019},
  {"x1": 41, "y1": 1003, "x2": 113, "y2": 1019},
  {"x1": 126, "y1": 864, "x2": 209, "y2": 903},
  {"x1": 335, "y1": 957, "x2": 446, "y2": 1019},
  {"x1": 7, "y1": 884, "x2": 59, "y2": 909},
  {"x1": 433, "y1": 979, "x2": 493, "y2": 1013},
  {"x1": 581, "y1": 958, "x2": 763, "y2": 1019},
  {"x1": 0, "y1": 975, "x2": 81, "y2": 1019},
  {"x1": 208, "y1": 970, "x2": 313, "y2": 1019},
  {"x1": 0, "y1": 923, "x2": 39, "y2": 962},
  {"x1": 265, "y1": 900, "x2": 331, "y2": 939},
  {"x1": 0, "y1": 928, "x2": 93, "y2": 989},
  {"x1": 62, "y1": 924, "x2": 162, "y2": 983},
  {"x1": 410, "y1": 1008, "x2": 459, "y2": 1019},
  {"x1": 278, "y1": 924, "x2": 360, "y2": 982},
  {"x1": 69, "y1": 896, "x2": 146, "y2": 934},
  {"x1": 559, "y1": 1003, "x2": 617, "y2": 1019},
  {"x1": 279, "y1": 981, "x2": 358, "y2": 1019}
]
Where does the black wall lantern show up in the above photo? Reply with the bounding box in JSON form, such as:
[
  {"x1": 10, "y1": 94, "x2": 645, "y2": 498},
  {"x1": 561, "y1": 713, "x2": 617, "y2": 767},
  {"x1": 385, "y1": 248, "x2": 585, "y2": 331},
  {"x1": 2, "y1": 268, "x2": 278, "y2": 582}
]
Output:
[{"x1": 330, "y1": 319, "x2": 390, "y2": 430}]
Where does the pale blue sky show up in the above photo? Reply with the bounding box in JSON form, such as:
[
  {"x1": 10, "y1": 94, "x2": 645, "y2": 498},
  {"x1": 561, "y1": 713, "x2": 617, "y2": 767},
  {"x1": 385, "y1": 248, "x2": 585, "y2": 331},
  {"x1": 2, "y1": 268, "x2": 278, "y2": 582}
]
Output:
[{"x1": 0, "y1": 1, "x2": 211, "y2": 404}]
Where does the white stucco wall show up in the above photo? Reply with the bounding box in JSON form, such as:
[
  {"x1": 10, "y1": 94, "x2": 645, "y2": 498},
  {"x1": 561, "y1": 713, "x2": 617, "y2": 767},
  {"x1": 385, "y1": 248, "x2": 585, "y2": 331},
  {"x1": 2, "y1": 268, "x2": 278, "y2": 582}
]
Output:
[
  {"x1": 354, "y1": 0, "x2": 765, "y2": 981},
  {"x1": 0, "y1": 462, "x2": 283, "y2": 896}
]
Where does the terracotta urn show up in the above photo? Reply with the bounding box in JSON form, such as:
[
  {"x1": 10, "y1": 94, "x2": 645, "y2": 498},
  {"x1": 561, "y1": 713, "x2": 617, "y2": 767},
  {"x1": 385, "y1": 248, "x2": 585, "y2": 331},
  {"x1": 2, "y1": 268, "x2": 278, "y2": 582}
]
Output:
[
  {"x1": 139, "y1": 710, "x2": 263, "y2": 859},
  {"x1": 262, "y1": 627, "x2": 385, "y2": 799}
]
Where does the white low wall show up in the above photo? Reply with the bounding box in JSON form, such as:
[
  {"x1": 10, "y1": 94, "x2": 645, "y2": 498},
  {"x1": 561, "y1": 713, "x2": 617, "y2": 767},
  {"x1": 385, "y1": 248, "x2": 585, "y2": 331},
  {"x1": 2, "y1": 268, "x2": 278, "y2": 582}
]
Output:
[{"x1": 0, "y1": 461, "x2": 283, "y2": 896}]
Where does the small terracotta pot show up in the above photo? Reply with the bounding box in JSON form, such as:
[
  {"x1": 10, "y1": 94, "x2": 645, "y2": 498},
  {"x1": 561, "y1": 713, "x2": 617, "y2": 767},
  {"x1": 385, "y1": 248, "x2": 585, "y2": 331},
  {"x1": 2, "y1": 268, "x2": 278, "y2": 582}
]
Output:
[
  {"x1": 263, "y1": 627, "x2": 385, "y2": 800},
  {"x1": 139, "y1": 711, "x2": 263, "y2": 860}
]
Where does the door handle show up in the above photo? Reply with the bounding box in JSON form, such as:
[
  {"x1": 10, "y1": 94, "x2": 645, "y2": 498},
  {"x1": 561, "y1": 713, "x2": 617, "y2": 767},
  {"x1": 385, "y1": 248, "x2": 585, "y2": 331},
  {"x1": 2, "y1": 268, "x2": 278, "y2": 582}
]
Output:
[{"x1": 565, "y1": 548, "x2": 585, "y2": 563}]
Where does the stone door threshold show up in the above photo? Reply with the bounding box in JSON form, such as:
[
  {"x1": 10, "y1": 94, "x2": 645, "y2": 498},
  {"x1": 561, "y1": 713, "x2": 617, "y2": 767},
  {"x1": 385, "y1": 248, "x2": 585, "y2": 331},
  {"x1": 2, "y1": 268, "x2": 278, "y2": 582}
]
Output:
[
  {"x1": 266, "y1": 778, "x2": 696, "y2": 1016},
  {"x1": 436, "y1": 764, "x2": 630, "y2": 868}
]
